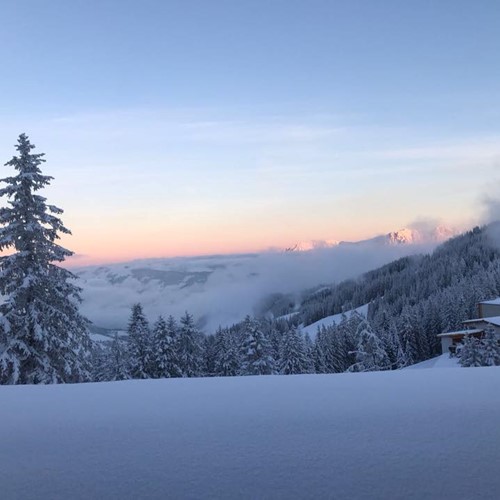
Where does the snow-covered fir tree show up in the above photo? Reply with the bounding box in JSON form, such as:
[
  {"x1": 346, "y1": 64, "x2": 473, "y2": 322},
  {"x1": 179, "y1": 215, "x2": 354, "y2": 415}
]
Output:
[
  {"x1": 336, "y1": 313, "x2": 361, "y2": 371},
  {"x1": 213, "y1": 326, "x2": 240, "y2": 376},
  {"x1": 107, "y1": 333, "x2": 130, "y2": 381},
  {"x1": 89, "y1": 342, "x2": 109, "y2": 382},
  {"x1": 380, "y1": 324, "x2": 402, "y2": 370},
  {"x1": 0, "y1": 134, "x2": 91, "y2": 384},
  {"x1": 152, "y1": 315, "x2": 181, "y2": 378},
  {"x1": 202, "y1": 334, "x2": 218, "y2": 376},
  {"x1": 313, "y1": 326, "x2": 332, "y2": 373},
  {"x1": 480, "y1": 327, "x2": 500, "y2": 367},
  {"x1": 303, "y1": 332, "x2": 315, "y2": 373},
  {"x1": 279, "y1": 326, "x2": 309, "y2": 375},
  {"x1": 177, "y1": 311, "x2": 203, "y2": 377},
  {"x1": 239, "y1": 316, "x2": 275, "y2": 375},
  {"x1": 267, "y1": 323, "x2": 283, "y2": 365},
  {"x1": 127, "y1": 303, "x2": 152, "y2": 379},
  {"x1": 459, "y1": 335, "x2": 483, "y2": 368},
  {"x1": 347, "y1": 320, "x2": 390, "y2": 372},
  {"x1": 398, "y1": 307, "x2": 420, "y2": 367}
]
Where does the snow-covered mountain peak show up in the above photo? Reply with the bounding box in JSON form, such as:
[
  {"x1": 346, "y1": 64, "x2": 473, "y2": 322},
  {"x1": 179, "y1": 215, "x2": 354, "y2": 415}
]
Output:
[
  {"x1": 287, "y1": 225, "x2": 457, "y2": 252},
  {"x1": 385, "y1": 225, "x2": 456, "y2": 245},
  {"x1": 285, "y1": 239, "x2": 339, "y2": 252}
]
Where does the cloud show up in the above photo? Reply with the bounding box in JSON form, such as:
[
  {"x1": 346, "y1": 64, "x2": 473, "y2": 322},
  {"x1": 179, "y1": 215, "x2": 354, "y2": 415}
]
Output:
[
  {"x1": 481, "y1": 192, "x2": 500, "y2": 225},
  {"x1": 360, "y1": 138, "x2": 500, "y2": 163},
  {"x1": 77, "y1": 237, "x2": 444, "y2": 333}
]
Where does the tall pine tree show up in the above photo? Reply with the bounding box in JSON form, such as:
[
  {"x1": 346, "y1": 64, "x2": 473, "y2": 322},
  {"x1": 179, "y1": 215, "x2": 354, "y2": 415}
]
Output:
[
  {"x1": 152, "y1": 315, "x2": 181, "y2": 378},
  {"x1": 177, "y1": 311, "x2": 203, "y2": 377},
  {"x1": 0, "y1": 134, "x2": 91, "y2": 384},
  {"x1": 279, "y1": 326, "x2": 308, "y2": 375},
  {"x1": 239, "y1": 316, "x2": 275, "y2": 375},
  {"x1": 127, "y1": 303, "x2": 152, "y2": 379}
]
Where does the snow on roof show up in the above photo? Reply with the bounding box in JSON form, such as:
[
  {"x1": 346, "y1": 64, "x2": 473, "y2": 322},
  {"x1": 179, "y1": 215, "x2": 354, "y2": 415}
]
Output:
[
  {"x1": 479, "y1": 298, "x2": 500, "y2": 305},
  {"x1": 463, "y1": 316, "x2": 500, "y2": 327},
  {"x1": 437, "y1": 329, "x2": 483, "y2": 338}
]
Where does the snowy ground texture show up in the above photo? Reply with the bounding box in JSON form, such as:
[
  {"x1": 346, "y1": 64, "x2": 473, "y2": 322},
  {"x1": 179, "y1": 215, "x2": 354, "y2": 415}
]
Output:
[{"x1": 1, "y1": 367, "x2": 500, "y2": 499}]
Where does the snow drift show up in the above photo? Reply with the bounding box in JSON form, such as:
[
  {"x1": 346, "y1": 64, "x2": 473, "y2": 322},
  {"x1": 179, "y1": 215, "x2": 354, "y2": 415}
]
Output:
[{"x1": 1, "y1": 367, "x2": 499, "y2": 499}]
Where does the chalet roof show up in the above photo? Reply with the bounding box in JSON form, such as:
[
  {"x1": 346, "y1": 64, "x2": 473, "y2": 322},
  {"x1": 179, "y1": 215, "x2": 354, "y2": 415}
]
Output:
[
  {"x1": 437, "y1": 329, "x2": 483, "y2": 338},
  {"x1": 479, "y1": 298, "x2": 500, "y2": 305},
  {"x1": 462, "y1": 316, "x2": 500, "y2": 327}
]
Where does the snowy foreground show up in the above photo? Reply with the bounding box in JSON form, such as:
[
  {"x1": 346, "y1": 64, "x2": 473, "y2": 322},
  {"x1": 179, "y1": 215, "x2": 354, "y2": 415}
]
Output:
[{"x1": 1, "y1": 368, "x2": 500, "y2": 500}]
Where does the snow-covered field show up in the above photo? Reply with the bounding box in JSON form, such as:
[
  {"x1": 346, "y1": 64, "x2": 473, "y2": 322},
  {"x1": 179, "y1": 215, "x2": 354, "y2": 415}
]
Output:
[{"x1": 1, "y1": 367, "x2": 499, "y2": 499}]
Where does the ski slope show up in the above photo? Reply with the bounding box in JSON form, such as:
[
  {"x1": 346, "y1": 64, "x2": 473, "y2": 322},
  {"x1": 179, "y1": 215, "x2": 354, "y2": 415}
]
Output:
[
  {"x1": 301, "y1": 303, "x2": 369, "y2": 338},
  {"x1": 1, "y1": 367, "x2": 499, "y2": 499}
]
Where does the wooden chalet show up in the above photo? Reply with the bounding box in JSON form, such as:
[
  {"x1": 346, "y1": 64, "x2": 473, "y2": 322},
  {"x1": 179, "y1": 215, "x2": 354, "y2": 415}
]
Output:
[{"x1": 438, "y1": 299, "x2": 500, "y2": 355}]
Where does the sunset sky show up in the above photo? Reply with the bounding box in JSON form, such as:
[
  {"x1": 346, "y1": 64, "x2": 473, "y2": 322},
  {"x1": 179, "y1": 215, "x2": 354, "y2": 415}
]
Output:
[{"x1": 0, "y1": 0, "x2": 499, "y2": 265}]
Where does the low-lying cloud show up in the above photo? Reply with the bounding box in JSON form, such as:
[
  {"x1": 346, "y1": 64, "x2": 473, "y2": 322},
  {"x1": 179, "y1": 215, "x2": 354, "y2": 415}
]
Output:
[{"x1": 77, "y1": 239, "x2": 443, "y2": 333}]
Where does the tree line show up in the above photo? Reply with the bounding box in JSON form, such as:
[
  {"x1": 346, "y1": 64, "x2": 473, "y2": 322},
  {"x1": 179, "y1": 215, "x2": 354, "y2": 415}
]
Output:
[{"x1": 92, "y1": 303, "x2": 404, "y2": 382}]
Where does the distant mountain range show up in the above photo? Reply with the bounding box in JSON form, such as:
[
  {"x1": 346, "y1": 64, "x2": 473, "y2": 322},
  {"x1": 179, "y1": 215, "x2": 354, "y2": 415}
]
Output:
[{"x1": 285, "y1": 225, "x2": 456, "y2": 252}]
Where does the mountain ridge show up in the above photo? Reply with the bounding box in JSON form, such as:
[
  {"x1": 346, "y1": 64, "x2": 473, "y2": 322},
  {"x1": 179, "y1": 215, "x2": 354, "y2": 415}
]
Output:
[{"x1": 285, "y1": 225, "x2": 457, "y2": 252}]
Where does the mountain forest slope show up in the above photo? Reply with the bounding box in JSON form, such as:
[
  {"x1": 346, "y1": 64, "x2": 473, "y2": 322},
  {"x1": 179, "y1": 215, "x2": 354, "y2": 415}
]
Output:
[{"x1": 281, "y1": 224, "x2": 500, "y2": 367}]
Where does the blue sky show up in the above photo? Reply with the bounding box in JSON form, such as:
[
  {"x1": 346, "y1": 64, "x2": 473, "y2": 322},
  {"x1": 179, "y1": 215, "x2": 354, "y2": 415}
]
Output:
[{"x1": 0, "y1": 0, "x2": 499, "y2": 263}]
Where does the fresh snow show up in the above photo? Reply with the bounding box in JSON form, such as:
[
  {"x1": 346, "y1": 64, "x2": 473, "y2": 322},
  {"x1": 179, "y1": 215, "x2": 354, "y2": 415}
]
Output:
[
  {"x1": 89, "y1": 333, "x2": 114, "y2": 343},
  {"x1": 463, "y1": 316, "x2": 500, "y2": 327},
  {"x1": 2, "y1": 367, "x2": 499, "y2": 499},
  {"x1": 404, "y1": 353, "x2": 460, "y2": 369},
  {"x1": 275, "y1": 311, "x2": 300, "y2": 321},
  {"x1": 479, "y1": 298, "x2": 500, "y2": 305},
  {"x1": 301, "y1": 303, "x2": 369, "y2": 338}
]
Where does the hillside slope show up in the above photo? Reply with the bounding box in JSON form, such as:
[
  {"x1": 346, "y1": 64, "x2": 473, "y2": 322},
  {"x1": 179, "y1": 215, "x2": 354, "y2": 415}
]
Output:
[
  {"x1": 1, "y1": 368, "x2": 499, "y2": 499},
  {"x1": 297, "y1": 225, "x2": 500, "y2": 350}
]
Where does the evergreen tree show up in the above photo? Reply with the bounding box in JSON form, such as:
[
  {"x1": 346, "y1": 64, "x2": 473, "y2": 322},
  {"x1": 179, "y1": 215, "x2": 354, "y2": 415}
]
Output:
[
  {"x1": 90, "y1": 342, "x2": 109, "y2": 382},
  {"x1": 127, "y1": 303, "x2": 151, "y2": 379},
  {"x1": 214, "y1": 327, "x2": 240, "y2": 376},
  {"x1": 479, "y1": 327, "x2": 500, "y2": 367},
  {"x1": 202, "y1": 334, "x2": 218, "y2": 376},
  {"x1": 396, "y1": 344, "x2": 407, "y2": 370},
  {"x1": 239, "y1": 316, "x2": 275, "y2": 375},
  {"x1": 313, "y1": 328, "x2": 328, "y2": 374},
  {"x1": 399, "y1": 308, "x2": 419, "y2": 367},
  {"x1": 108, "y1": 333, "x2": 130, "y2": 381},
  {"x1": 303, "y1": 332, "x2": 315, "y2": 373},
  {"x1": 279, "y1": 326, "x2": 308, "y2": 375},
  {"x1": 380, "y1": 324, "x2": 402, "y2": 370},
  {"x1": 152, "y1": 316, "x2": 181, "y2": 378},
  {"x1": 348, "y1": 320, "x2": 389, "y2": 372},
  {"x1": 459, "y1": 335, "x2": 483, "y2": 368},
  {"x1": 0, "y1": 134, "x2": 91, "y2": 384},
  {"x1": 166, "y1": 315, "x2": 182, "y2": 375},
  {"x1": 267, "y1": 323, "x2": 283, "y2": 365},
  {"x1": 331, "y1": 314, "x2": 360, "y2": 372},
  {"x1": 177, "y1": 311, "x2": 203, "y2": 377}
]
